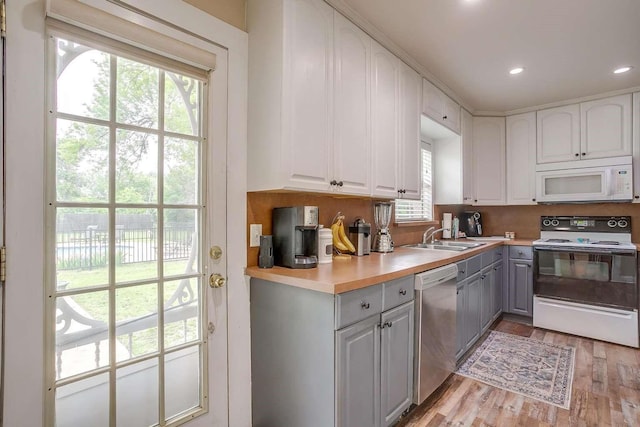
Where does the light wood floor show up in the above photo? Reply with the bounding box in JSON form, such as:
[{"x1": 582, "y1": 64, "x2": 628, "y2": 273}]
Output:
[{"x1": 396, "y1": 318, "x2": 640, "y2": 427}]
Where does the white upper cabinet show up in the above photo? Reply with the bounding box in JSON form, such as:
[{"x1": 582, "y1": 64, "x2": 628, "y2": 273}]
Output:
[
  {"x1": 506, "y1": 112, "x2": 537, "y2": 205},
  {"x1": 422, "y1": 78, "x2": 460, "y2": 134},
  {"x1": 461, "y1": 109, "x2": 474, "y2": 204},
  {"x1": 537, "y1": 94, "x2": 632, "y2": 166},
  {"x1": 333, "y1": 12, "x2": 371, "y2": 195},
  {"x1": 247, "y1": 0, "x2": 334, "y2": 193},
  {"x1": 580, "y1": 94, "x2": 632, "y2": 159},
  {"x1": 473, "y1": 117, "x2": 506, "y2": 205},
  {"x1": 633, "y1": 92, "x2": 640, "y2": 202},
  {"x1": 536, "y1": 104, "x2": 580, "y2": 164},
  {"x1": 397, "y1": 62, "x2": 422, "y2": 200},
  {"x1": 370, "y1": 40, "x2": 400, "y2": 198}
]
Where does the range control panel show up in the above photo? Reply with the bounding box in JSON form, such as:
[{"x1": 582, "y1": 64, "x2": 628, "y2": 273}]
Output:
[{"x1": 540, "y1": 216, "x2": 631, "y2": 233}]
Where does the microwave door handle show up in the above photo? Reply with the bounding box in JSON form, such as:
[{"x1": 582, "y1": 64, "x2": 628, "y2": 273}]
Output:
[{"x1": 606, "y1": 169, "x2": 613, "y2": 196}]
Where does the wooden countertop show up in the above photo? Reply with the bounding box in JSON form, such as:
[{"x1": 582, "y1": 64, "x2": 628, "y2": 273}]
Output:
[{"x1": 245, "y1": 238, "x2": 535, "y2": 294}]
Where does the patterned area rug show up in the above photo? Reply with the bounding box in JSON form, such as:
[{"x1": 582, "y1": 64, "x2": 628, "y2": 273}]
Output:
[{"x1": 456, "y1": 331, "x2": 575, "y2": 409}]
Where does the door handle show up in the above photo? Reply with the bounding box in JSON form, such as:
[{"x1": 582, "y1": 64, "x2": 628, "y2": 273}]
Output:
[{"x1": 209, "y1": 273, "x2": 226, "y2": 288}]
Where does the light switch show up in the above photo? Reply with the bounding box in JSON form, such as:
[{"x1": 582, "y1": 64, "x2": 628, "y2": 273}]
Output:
[{"x1": 250, "y1": 224, "x2": 262, "y2": 247}]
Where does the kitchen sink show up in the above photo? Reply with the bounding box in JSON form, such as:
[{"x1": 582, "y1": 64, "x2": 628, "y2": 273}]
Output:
[{"x1": 403, "y1": 241, "x2": 486, "y2": 252}]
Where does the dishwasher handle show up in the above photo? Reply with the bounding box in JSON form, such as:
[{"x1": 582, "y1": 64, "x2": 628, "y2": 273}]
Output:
[{"x1": 414, "y1": 264, "x2": 458, "y2": 290}]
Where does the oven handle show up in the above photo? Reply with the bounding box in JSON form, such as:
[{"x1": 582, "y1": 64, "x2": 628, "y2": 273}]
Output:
[{"x1": 533, "y1": 245, "x2": 637, "y2": 256}]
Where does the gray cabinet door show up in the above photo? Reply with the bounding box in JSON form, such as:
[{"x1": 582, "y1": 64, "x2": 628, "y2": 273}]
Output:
[
  {"x1": 380, "y1": 302, "x2": 414, "y2": 426},
  {"x1": 455, "y1": 281, "x2": 466, "y2": 360},
  {"x1": 336, "y1": 314, "x2": 381, "y2": 427},
  {"x1": 509, "y1": 259, "x2": 533, "y2": 316},
  {"x1": 480, "y1": 268, "x2": 493, "y2": 333},
  {"x1": 465, "y1": 274, "x2": 481, "y2": 350},
  {"x1": 492, "y1": 262, "x2": 503, "y2": 320}
]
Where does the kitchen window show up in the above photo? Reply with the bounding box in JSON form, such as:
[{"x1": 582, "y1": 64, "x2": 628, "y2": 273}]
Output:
[{"x1": 395, "y1": 141, "x2": 433, "y2": 222}]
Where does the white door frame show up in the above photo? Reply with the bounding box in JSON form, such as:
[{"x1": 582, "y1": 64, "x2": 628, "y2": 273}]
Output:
[{"x1": 4, "y1": 1, "x2": 249, "y2": 426}]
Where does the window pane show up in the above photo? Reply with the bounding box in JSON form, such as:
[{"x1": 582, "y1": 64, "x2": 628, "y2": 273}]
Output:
[
  {"x1": 165, "y1": 346, "x2": 201, "y2": 419},
  {"x1": 56, "y1": 374, "x2": 109, "y2": 427},
  {"x1": 56, "y1": 40, "x2": 110, "y2": 121},
  {"x1": 56, "y1": 119, "x2": 109, "y2": 203},
  {"x1": 165, "y1": 73, "x2": 200, "y2": 136},
  {"x1": 55, "y1": 291, "x2": 109, "y2": 379},
  {"x1": 396, "y1": 143, "x2": 433, "y2": 221},
  {"x1": 116, "y1": 57, "x2": 159, "y2": 128},
  {"x1": 117, "y1": 359, "x2": 159, "y2": 426},
  {"x1": 116, "y1": 284, "x2": 158, "y2": 362},
  {"x1": 115, "y1": 208, "x2": 158, "y2": 283},
  {"x1": 164, "y1": 278, "x2": 200, "y2": 349},
  {"x1": 164, "y1": 137, "x2": 199, "y2": 205},
  {"x1": 116, "y1": 130, "x2": 158, "y2": 204},
  {"x1": 164, "y1": 209, "x2": 198, "y2": 276},
  {"x1": 56, "y1": 208, "x2": 109, "y2": 289}
]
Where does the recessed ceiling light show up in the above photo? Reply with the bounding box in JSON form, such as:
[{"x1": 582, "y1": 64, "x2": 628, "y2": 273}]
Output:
[
  {"x1": 613, "y1": 66, "x2": 632, "y2": 74},
  {"x1": 509, "y1": 67, "x2": 524, "y2": 75}
]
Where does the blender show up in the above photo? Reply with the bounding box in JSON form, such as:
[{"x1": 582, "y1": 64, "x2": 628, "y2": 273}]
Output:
[{"x1": 372, "y1": 202, "x2": 394, "y2": 252}]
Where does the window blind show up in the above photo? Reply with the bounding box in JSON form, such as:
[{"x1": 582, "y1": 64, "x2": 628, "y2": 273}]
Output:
[{"x1": 395, "y1": 141, "x2": 433, "y2": 222}]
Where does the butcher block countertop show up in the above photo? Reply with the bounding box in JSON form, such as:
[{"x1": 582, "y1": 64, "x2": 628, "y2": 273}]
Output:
[{"x1": 245, "y1": 239, "x2": 535, "y2": 294}]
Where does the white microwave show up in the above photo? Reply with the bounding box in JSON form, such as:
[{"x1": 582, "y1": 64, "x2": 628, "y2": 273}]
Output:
[{"x1": 536, "y1": 164, "x2": 633, "y2": 203}]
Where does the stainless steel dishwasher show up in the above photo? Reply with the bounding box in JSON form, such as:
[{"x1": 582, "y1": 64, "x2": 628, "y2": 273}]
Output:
[{"x1": 413, "y1": 263, "x2": 458, "y2": 405}]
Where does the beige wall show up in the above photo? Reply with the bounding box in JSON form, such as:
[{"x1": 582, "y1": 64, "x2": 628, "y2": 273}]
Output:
[{"x1": 184, "y1": 0, "x2": 246, "y2": 31}]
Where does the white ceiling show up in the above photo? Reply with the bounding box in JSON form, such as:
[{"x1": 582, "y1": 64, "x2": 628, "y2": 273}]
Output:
[{"x1": 338, "y1": 0, "x2": 640, "y2": 113}]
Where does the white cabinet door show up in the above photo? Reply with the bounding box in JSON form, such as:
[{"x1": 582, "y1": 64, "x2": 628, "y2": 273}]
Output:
[
  {"x1": 461, "y1": 108, "x2": 474, "y2": 203},
  {"x1": 370, "y1": 40, "x2": 400, "y2": 198},
  {"x1": 397, "y1": 62, "x2": 421, "y2": 200},
  {"x1": 506, "y1": 112, "x2": 537, "y2": 205},
  {"x1": 473, "y1": 117, "x2": 506, "y2": 205},
  {"x1": 633, "y1": 92, "x2": 640, "y2": 202},
  {"x1": 422, "y1": 78, "x2": 460, "y2": 134},
  {"x1": 333, "y1": 11, "x2": 370, "y2": 195},
  {"x1": 580, "y1": 94, "x2": 632, "y2": 160},
  {"x1": 283, "y1": 0, "x2": 334, "y2": 189},
  {"x1": 536, "y1": 104, "x2": 580, "y2": 164}
]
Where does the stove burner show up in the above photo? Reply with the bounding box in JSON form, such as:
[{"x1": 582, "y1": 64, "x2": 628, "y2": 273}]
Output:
[
  {"x1": 546, "y1": 239, "x2": 571, "y2": 243},
  {"x1": 591, "y1": 241, "x2": 620, "y2": 245}
]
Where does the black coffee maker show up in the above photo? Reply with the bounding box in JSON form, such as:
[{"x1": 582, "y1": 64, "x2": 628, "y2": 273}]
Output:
[
  {"x1": 459, "y1": 211, "x2": 483, "y2": 237},
  {"x1": 272, "y1": 206, "x2": 319, "y2": 269}
]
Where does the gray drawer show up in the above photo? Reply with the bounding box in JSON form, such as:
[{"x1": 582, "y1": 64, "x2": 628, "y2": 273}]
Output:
[
  {"x1": 456, "y1": 260, "x2": 467, "y2": 281},
  {"x1": 382, "y1": 275, "x2": 414, "y2": 311},
  {"x1": 336, "y1": 284, "x2": 383, "y2": 329},
  {"x1": 509, "y1": 246, "x2": 533, "y2": 260},
  {"x1": 482, "y1": 248, "x2": 502, "y2": 267},
  {"x1": 466, "y1": 254, "x2": 482, "y2": 276}
]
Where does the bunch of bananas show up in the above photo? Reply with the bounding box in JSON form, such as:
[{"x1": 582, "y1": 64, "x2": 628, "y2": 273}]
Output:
[{"x1": 331, "y1": 213, "x2": 356, "y2": 254}]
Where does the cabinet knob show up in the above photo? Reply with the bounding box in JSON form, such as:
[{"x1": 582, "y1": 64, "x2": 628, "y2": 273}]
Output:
[
  {"x1": 635, "y1": 195, "x2": 639, "y2": 199},
  {"x1": 575, "y1": 153, "x2": 579, "y2": 157},
  {"x1": 330, "y1": 179, "x2": 337, "y2": 186},
  {"x1": 361, "y1": 301, "x2": 370, "y2": 309},
  {"x1": 443, "y1": 115, "x2": 448, "y2": 120},
  {"x1": 399, "y1": 289, "x2": 407, "y2": 296},
  {"x1": 338, "y1": 181, "x2": 344, "y2": 187},
  {"x1": 532, "y1": 198, "x2": 536, "y2": 202},
  {"x1": 582, "y1": 152, "x2": 586, "y2": 156},
  {"x1": 460, "y1": 270, "x2": 465, "y2": 274}
]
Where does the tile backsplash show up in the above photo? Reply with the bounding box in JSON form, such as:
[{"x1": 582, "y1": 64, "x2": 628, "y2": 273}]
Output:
[{"x1": 247, "y1": 191, "x2": 640, "y2": 267}]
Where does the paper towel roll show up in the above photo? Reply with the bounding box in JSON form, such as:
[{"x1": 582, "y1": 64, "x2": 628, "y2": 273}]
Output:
[{"x1": 442, "y1": 213, "x2": 452, "y2": 239}]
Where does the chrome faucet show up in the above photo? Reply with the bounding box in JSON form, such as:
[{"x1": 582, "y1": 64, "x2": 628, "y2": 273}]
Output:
[{"x1": 422, "y1": 227, "x2": 450, "y2": 244}]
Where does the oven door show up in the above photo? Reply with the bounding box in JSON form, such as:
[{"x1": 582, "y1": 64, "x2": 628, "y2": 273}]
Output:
[{"x1": 533, "y1": 246, "x2": 638, "y2": 310}]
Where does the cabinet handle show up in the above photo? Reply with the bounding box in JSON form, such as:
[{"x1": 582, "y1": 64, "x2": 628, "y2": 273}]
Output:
[
  {"x1": 456, "y1": 289, "x2": 460, "y2": 295},
  {"x1": 399, "y1": 289, "x2": 407, "y2": 296},
  {"x1": 635, "y1": 195, "x2": 640, "y2": 199},
  {"x1": 338, "y1": 181, "x2": 344, "y2": 187},
  {"x1": 460, "y1": 270, "x2": 465, "y2": 274},
  {"x1": 361, "y1": 301, "x2": 370, "y2": 309},
  {"x1": 330, "y1": 179, "x2": 337, "y2": 186},
  {"x1": 384, "y1": 321, "x2": 393, "y2": 328},
  {"x1": 481, "y1": 274, "x2": 486, "y2": 279}
]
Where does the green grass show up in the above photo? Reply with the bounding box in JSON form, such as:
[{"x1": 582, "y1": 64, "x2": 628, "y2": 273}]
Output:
[{"x1": 57, "y1": 260, "x2": 200, "y2": 358}]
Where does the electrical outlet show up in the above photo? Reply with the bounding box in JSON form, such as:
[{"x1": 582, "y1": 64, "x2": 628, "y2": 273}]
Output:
[{"x1": 250, "y1": 224, "x2": 262, "y2": 247}]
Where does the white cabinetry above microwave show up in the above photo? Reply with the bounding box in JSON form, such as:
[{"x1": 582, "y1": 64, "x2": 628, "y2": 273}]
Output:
[
  {"x1": 537, "y1": 94, "x2": 632, "y2": 165},
  {"x1": 422, "y1": 78, "x2": 460, "y2": 134}
]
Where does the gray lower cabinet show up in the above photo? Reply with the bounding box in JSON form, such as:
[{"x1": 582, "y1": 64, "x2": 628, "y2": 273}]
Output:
[
  {"x1": 456, "y1": 250, "x2": 503, "y2": 361},
  {"x1": 509, "y1": 259, "x2": 533, "y2": 316},
  {"x1": 251, "y1": 275, "x2": 414, "y2": 427},
  {"x1": 506, "y1": 246, "x2": 534, "y2": 317}
]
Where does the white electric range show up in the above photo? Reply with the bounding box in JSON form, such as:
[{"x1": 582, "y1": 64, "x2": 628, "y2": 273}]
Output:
[{"x1": 532, "y1": 216, "x2": 639, "y2": 348}]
